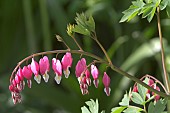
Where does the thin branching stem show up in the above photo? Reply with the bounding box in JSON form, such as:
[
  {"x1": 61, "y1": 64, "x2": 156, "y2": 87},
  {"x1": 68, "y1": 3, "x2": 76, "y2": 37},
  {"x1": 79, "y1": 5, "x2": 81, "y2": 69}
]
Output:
[
  {"x1": 71, "y1": 35, "x2": 83, "y2": 51},
  {"x1": 157, "y1": 7, "x2": 170, "y2": 93}
]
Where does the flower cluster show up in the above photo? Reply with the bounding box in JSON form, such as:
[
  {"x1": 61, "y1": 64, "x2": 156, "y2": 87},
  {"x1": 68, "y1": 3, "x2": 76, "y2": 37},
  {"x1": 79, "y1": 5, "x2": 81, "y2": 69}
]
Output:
[
  {"x1": 132, "y1": 78, "x2": 160, "y2": 102},
  {"x1": 75, "y1": 58, "x2": 111, "y2": 96},
  {"x1": 9, "y1": 53, "x2": 111, "y2": 104}
]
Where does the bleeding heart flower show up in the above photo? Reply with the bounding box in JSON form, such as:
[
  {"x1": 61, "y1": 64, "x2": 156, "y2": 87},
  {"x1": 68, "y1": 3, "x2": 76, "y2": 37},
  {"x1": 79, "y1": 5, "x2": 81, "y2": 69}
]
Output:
[
  {"x1": 39, "y1": 56, "x2": 50, "y2": 82},
  {"x1": 102, "y1": 72, "x2": 111, "y2": 96},
  {"x1": 85, "y1": 69, "x2": 91, "y2": 86},
  {"x1": 31, "y1": 58, "x2": 41, "y2": 84},
  {"x1": 52, "y1": 58, "x2": 62, "y2": 84},
  {"x1": 75, "y1": 58, "x2": 87, "y2": 78},
  {"x1": 61, "y1": 52, "x2": 73, "y2": 78},
  {"x1": 91, "y1": 64, "x2": 99, "y2": 88},
  {"x1": 22, "y1": 65, "x2": 32, "y2": 88}
]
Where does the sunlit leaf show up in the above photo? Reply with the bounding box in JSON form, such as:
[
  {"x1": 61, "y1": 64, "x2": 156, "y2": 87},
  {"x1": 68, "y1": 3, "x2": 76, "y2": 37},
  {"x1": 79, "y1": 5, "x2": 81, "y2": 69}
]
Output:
[
  {"x1": 111, "y1": 107, "x2": 127, "y2": 113},
  {"x1": 119, "y1": 93, "x2": 130, "y2": 106}
]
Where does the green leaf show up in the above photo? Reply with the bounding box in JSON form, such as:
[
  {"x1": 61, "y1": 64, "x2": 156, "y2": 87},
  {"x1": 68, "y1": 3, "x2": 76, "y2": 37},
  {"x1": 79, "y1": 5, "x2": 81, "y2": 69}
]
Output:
[
  {"x1": 131, "y1": 92, "x2": 144, "y2": 105},
  {"x1": 142, "y1": 6, "x2": 153, "y2": 18},
  {"x1": 137, "y1": 83, "x2": 147, "y2": 101},
  {"x1": 111, "y1": 107, "x2": 127, "y2": 113},
  {"x1": 123, "y1": 107, "x2": 143, "y2": 113},
  {"x1": 166, "y1": 4, "x2": 170, "y2": 17},
  {"x1": 120, "y1": 1, "x2": 145, "y2": 22},
  {"x1": 119, "y1": 93, "x2": 130, "y2": 106},
  {"x1": 81, "y1": 106, "x2": 91, "y2": 113},
  {"x1": 148, "y1": 99, "x2": 167, "y2": 113},
  {"x1": 86, "y1": 15, "x2": 95, "y2": 32},
  {"x1": 85, "y1": 99, "x2": 99, "y2": 113},
  {"x1": 160, "y1": 0, "x2": 169, "y2": 10},
  {"x1": 81, "y1": 99, "x2": 99, "y2": 113},
  {"x1": 72, "y1": 25, "x2": 90, "y2": 36},
  {"x1": 147, "y1": 7, "x2": 156, "y2": 22}
]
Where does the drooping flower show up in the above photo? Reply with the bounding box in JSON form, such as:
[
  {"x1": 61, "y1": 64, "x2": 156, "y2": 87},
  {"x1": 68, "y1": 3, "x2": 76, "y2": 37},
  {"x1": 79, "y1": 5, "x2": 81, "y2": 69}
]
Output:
[
  {"x1": 102, "y1": 72, "x2": 111, "y2": 96},
  {"x1": 91, "y1": 64, "x2": 99, "y2": 88},
  {"x1": 31, "y1": 58, "x2": 41, "y2": 84},
  {"x1": 85, "y1": 69, "x2": 91, "y2": 86},
  {"x1": 152, "y1": 85, "x2": 160, "y2": 101},
  {"x1": 75, "y1": 58, "x2": 87, "y2": 78},
  {"x1": 52, "y1": 58, "x2": 62, "y2": 84},
  {"x1": 80, "y1": 76, "x2": 89, "y2": 95},
  {"x1": 39, "y1": 56, "x2": 50, "y2": 82},
  {"x1": 15, "y1": 68, "x2": 25, "y2": 91},
  {"x1": 22, "y1": 65, "x2": 32, "y2": 88},
  {"x1": 61, "y1": 52, "x2": 73, "y2": 78},
  {"x1": 132, "y1": 86, "x2": 138, "y2": 92}
]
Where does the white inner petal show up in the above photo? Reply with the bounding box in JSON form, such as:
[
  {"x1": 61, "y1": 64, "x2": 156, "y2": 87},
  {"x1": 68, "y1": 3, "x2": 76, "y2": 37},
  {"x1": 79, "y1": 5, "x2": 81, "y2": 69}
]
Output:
[
  {"x1": 43, "y1": 72, "x2": 49, "y2": 83},
  {"x1": 64, "y1": 69, "x2": 70, "y2": 78},
  {"x1": 34, "y1": 75, "x2": 41, "y2": 84},
  {"x1": 54, "y1": 74, "x2": 62, "y2": 84}
]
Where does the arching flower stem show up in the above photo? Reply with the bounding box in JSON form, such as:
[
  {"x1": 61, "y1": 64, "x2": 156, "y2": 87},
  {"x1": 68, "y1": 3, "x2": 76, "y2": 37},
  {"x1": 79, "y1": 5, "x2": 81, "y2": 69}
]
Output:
[{"x1": 10, "y1": 49, "x2": 170, "y2": 99}]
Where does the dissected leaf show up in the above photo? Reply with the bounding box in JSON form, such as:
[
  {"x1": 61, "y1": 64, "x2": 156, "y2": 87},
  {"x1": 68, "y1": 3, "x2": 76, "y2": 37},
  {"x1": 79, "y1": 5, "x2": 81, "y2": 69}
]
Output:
[
  {"x1": 147, "y1": 7, "x2": 156, "y2": 22},
  {"x1": 72, "y1": 25, "x2": 90, "y2": 36},
  {"x1": 111, "y1": 107, "x2": 127, "y2": 113},
  {"x1": 120, "y1": 0, "x2": 145, "y2": 22},
  {"x1": 123, "y1": 107, "x2": 143, "y2": 113},
  {"x1": 131, "y1": 92, "x2": 144, "y2": 105},
  {"x1": 81, "y1": 106, "x2": 91, "y2": 113},
  {"x1": 160, "y1": 0, "x2": 169, "y2": 10},
  {"x1": 166, "y1": 3, "x2": 170, "y2": 17},
  {"x1": 119, "y1": 93, "x2": 130, "y2": 106},
  {"x1": 85, "y1": 99, "x2": 99, "y2": 113},
  {"x1": 137, "y1": 83, "x2": 147, "y2": 101},
  {"x1": 73, "y1": 13, "x2": 95, "y2": 35},
  {"x1": 148, "y1": 99, "x2": 167, "y2": 113}
]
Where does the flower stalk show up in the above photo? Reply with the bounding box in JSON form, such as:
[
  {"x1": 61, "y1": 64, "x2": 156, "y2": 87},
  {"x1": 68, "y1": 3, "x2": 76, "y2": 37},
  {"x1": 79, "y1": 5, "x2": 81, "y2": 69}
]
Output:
[
  {"x1": 157, "y1": 7, "x2": 170, "y2": 93},
  {"x1": 10, "y1": 49, "x2": 170, "y2": 99}
]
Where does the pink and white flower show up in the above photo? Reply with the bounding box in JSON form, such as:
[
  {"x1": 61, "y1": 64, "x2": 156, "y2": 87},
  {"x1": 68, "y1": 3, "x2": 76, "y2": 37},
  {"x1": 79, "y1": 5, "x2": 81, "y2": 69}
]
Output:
[
  {"x1": 61, "y1": 52, "x2": 73, "y2": 78},
  {"x1": 39, "y1": 56, "x2": 50, "y2": 82},
  {"x1": 31, "y1": 58, "x2": 41, "y2": 84},
  {"x1": 52, "y1": 58, "x2": 62, "y2": 84},
  {"x1": 22, "y1": 65, "x2": 32, "y2": 88},
  {"x1": 102, "y1": 72, "x2": 111, "y2": 96},
  {"x1": 91, "y1": 64, "x2": 99, "y2": 88}
]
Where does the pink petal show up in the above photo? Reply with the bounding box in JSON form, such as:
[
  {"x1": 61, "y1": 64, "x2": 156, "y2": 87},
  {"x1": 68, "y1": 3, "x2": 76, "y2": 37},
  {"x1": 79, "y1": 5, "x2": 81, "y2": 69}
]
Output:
[
  {"x1": 75, "y1": 58, "x2": 87, "y2": 77},
  {"x1": 31, "y1": 58, "x2": 39, "y2": 75},
  {"x1": 62, "y1": 52, "x2": 73, "y2": 70},
  {"x1": 102, "y1": 72, "x2": 110, "y2": 87},
  {"x1": 52, "y1": 58, "x2": 62, "y2": 75},
  {"x1": 91, "y1": 65, "x2": 99, "y2": 79},
  {"x1": 22, "y1": 65, "x2": 32, "y2": 80}
]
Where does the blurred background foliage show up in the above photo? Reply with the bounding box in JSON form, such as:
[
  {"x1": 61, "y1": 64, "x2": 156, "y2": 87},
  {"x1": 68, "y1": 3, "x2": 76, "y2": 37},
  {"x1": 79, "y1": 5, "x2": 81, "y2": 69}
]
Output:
[{"x1": 0, "y1": 0, "x2": 170, "y2": 113}]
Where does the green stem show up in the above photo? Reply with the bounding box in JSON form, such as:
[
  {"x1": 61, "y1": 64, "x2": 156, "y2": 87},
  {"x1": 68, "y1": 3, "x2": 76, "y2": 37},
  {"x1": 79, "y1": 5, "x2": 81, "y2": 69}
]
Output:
[
  {"x1": 157, "y1": 7, "x2": 170, "y2": 93},
  {"x1": 10, "y1": 50, "x2": 170, "y2": 99},
  {"x1": 94, "y1": 38, "x2": 113, "y2": 65},
  {"x1": 71, "y1": 35, "x2": 83, "y2": 51}
]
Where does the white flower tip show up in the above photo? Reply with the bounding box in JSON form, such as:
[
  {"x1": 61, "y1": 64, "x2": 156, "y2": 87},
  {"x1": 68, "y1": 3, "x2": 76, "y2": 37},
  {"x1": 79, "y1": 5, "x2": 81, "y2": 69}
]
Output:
[
  {"x1": 93, "y1": 79, "x2": 99, "y2": 88},
  {"x1": 64, "y1": 69, "x2": 70, "y2": 78},
  {"x1": 54, "y1": 74, "x2": 62, "y2": 84},
  {"x1": 34, "y1": 75, "x2": 41, "y2": 84},
  {"x1": 78, "y1": 77, "x2": 82, "y2": 84},
  {"x1": 27, "y1": 80, "x2": 32, "y2": 88},
  {"x1": 43, "y1": 73, "x2": 49, "y2": 83},
  {"x1": 104, "y1": 87, "x2": 111, "y2": 96}
]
